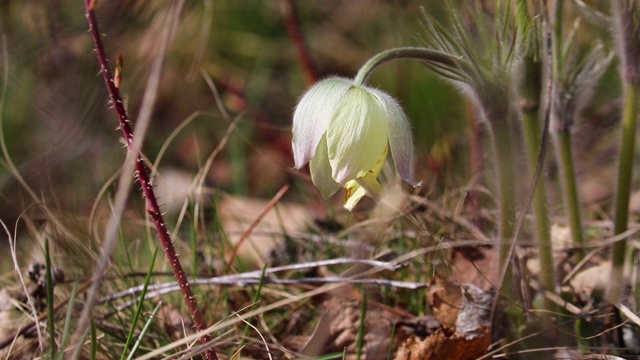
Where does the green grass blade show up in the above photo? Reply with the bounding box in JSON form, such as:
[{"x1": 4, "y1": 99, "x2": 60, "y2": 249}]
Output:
[
  {"x1": 126, "y1": 301, "x2": 163, "y2": 360},
  {"x1": 55, "y1": 283, "x2": 79, "y2": 359},
  {"x1": 355, "y1": 292, "x2": 367, "y2": 360},
  {"x1": 120, "y1": 245, "x2": 159, "y2": 360},
  {"x1": 242, "y1": 264, "x2": 268, "y2": 339},
  {"x1": 386, "y1": 323, "x2": 396, "y2": 360}
]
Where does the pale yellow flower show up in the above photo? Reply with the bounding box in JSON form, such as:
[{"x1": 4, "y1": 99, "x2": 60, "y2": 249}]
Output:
[{"x1": 292, "y1": 77, "x2": 418, "y2": 210}]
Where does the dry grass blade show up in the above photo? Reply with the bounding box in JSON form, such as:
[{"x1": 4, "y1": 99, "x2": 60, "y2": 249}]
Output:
[
  {"x1": 1, "y1": 216, "x2": 44, "y2": 348},
  {"x1": 235, "y1": 313, "x2": 273, "y2": 360},
  {"x1": 616, "y1": 303, "x2": 640, "y2": 327},
  {"x1": 225, "y1": 184, "x2": 290, "y2": 272}
]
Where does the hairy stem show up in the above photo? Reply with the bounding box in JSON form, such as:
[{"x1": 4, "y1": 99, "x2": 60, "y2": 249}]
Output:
[
  {"x1": 551, "y1": 0, "x2": 564, "y2": 81},
  {"x1": 82, "y1": 2, "x2": 217, "y2": 358},
  {"x1": 489, "y1": 121, "x2": 517, "y2": 277},
  {"x1": 353, "y1": 47, "x2": 459, "y2": 86},
  {"x1": 520, "y1": 0, "x2": 558, "y2": 304},
  {"x1": 519, "y1": 6, "x2": 557, "y2": 311},
  {"x1": 522, "y1": 109, "x2": 556, "y2": 306},
  {"x1": 554, "y1": 130, "x2": 585, "y2": 257},
  {"x1": 610, "y1": 81, "x2": 639, "y2": 303},
  {"x1": 550, "y1": 0, "x2": 586, "y2": 262},
  {"x1": 609, "y1": 0, "x2": 640, "y2": 304}
]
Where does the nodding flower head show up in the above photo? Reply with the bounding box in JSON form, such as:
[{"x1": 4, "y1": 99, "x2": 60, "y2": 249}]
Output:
[{"x1": 292, "y1": 76, "x2": 419, "y2": 210}]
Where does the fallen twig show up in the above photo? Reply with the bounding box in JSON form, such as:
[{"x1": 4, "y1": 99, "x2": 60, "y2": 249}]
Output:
[{"x1": 100, "y1": 257, "x2": 409, "y2": 304}]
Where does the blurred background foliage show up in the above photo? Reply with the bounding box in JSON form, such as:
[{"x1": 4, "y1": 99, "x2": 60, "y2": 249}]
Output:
[
  {"x1": 0, "y1": 2, "x2": 459, "y2": 218},
  {"x1": 0, "y1": 0, "x2": 623, "y2": 272}
]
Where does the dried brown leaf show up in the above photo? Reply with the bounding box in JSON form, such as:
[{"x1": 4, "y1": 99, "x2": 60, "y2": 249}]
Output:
[
  {"x1": 158, "y1": 303, "x2": 190, "y2": 340},
  {"x1": 300, "y1": 299, "x2": 414, "y2": 359},
  {"x1": 218, "y1": 195, "x2": 311, "y2": 267},
  {"x1": 427, "y1": 275, "x2": 462, "y2": 328},
  {"x1": 394, "y1": 326, "x2": 491, "y2": 360},
  {"x1": 450, "y1": 245, "x2": 498, "y2": 291},
  {"x1": 570, "y1": 261, "x2": 611, "y2": 303}
]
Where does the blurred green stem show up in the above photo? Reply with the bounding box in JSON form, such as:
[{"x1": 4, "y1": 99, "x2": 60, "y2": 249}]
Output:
[
  {"x1": 517, "y1": 0, "x2": 557, "y2": 318},
  {"x1": 522, "y1": 110, "x2": 556, "y2": 307},
  {"x1": 554, "y1": 130, "x2": 585, "y2": 257},
  {"x1": 489, "y1": 120, "x2": 517, "y2": 288},
  {"x1": 551, "y1": 0, "x2": 563, "y2": 81},
  {"x1": 520, "y1": 0, "x2": 558, "y2": 308},
  {"x1": 551, "y1": 0, "x2": 585, "y2": 259},
  {"x1": 610, "y1": 81, "x2": 639, "y2": 303}
]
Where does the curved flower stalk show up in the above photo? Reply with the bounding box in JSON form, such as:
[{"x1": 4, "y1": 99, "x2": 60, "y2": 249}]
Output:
[{"x1": 292, "y1": 77, "x2": 419, "y2": 210}]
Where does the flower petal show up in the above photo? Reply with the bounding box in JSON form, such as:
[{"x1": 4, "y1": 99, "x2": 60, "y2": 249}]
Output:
[
  {"x1": 343, "y1": 147, "x2": 387, "y2": 210},
  {"x1": 327, "y1": 86, "x2": 389, "y2": 184},
  {"x1": 309, "y1": 134, "x2": 340, "y2": 198},
  {"x1": 344, "y1": 180, "x2": 368, "y2": 211},
  {"x1": 369, "y1": 87, "x2": 420, "y2": 186},
  {"x1": 292, "y1": 77, "x2": 352, "y2": 169}
]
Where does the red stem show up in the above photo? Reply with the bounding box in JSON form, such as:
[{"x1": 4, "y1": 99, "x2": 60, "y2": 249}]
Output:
[
  {"x1": 280, "y1": 0, "x2": 318, "y2": 85},
  {"x1": 83, "y1": 2, "x2": 217, "y2": 358}
]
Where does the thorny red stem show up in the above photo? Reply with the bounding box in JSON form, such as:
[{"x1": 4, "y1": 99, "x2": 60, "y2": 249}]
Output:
[{"x1": 83, "y1": 2, "x2": 217, "y2": 359}]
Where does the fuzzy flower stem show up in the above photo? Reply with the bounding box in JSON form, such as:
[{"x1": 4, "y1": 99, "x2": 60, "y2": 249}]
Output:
[
  {"x1": 609, "y1": 0, "x2": 640, "y2": 304},
  {"x1": 551, "y1": 0, "x2": 564, "y2": 81},
  {"x1": 516, "y1": 0, "x2": 557, "y2": 319},
  {"x1": 611, "y1": 81, "x2": 639, "y2": 302},
  {"x1": 522, "y1": 109, "x2": 556, "y2": 297},
  {"x1": 518, "y1": 1, "x2": 557, "y2": 308},
  {"x1": 554, "y1": 130, "x2": 585, "y2": 255},
  {"x1": 353, "y1": 47, "x2": 458, "y2": 86},
  {"x1": 614, "y1": 86, "x2": 638, "y2": 230},
  {"x1": 82, "y1": 2, "x2": 217, "y2": 358},
  {"x1": 489, "y1": 120, "x2": 517, "y2": 275},
  {"x1": 550, "y1": 0, "x2": 586, "y2": 262}
]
